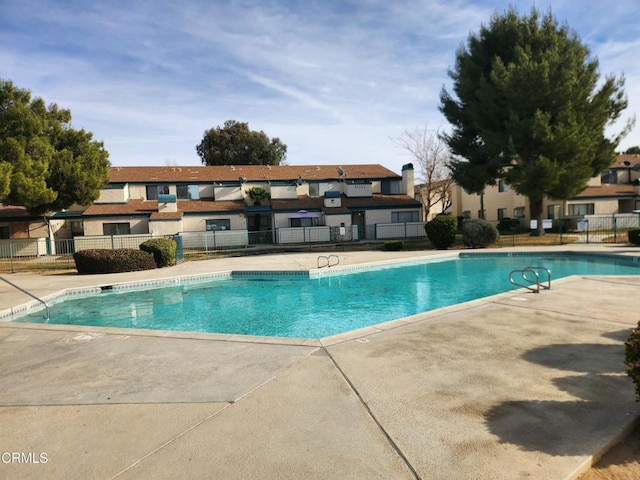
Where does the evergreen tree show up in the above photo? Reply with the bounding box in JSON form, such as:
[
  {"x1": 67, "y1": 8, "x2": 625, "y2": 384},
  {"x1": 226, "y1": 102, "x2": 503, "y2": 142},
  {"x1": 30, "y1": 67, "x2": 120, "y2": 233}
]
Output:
[
  {"x1": 196, "y1": 120, "x2": 287, "y2": 166},
  {"x1": 0, "y1": 79, "x2": 109, "y2": 213},
  {"x1": 440, "y1": 7, "x2": 632, "y2": 234}
]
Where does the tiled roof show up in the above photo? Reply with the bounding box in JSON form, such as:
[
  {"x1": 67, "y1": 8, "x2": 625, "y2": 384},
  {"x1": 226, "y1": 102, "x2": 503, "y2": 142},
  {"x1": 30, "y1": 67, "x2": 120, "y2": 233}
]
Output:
[
  {"x1": 107, "y1": 164, "x2": 402, "y2": 183},
  {"x1": 611, "y1": 154, "x2": 640, "y2": 168},
  {"x1": 83, "y1": 199, "x2": 157, "y2": 216},
  {"x1": 150, "y1": 211, "x2": 183, "y2": 220},
  {"x1": 0, "y1": 205, "x2": 33, "y2": 218},
  {"x1": 572, "y1": 184, "x2": 636, "y2": 198},
  {"x1": 342, "y1": 194, "x2": 421, "y2": 208},
  {"x1": 270, "y1": 196, "x2": 325, "y2": 211},
  {"x1": 179, "y1": 200, "x2": 245, "y2": 213},
  {"x1": 84, "y1": 199, "x2": 246, "y2": 217}
]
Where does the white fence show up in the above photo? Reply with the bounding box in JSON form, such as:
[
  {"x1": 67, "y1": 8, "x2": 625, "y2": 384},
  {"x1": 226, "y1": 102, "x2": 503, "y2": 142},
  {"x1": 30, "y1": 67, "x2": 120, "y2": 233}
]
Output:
[
  {"x1": 0, "y1": 238, "x2": 48, "y2": 257},
  {"x1": 73, "y1": 234, "x2": 154, "y2": 251},
  {"x1": 180, "y1": 230, "x2": 249, "y2": 250}
]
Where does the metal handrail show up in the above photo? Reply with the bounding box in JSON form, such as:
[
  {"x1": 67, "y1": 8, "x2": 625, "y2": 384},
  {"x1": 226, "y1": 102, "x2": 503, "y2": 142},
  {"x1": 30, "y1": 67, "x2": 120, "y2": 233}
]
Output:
[
  {"x1": 0, "y1": 276, "x2": 50, "y2": 319},
  {"x1": 508, "y1": 267, "x2": 551, "y2": 293},
  {"x1": 524, "y1": 266, "x2": 551, "y2": 290},
  {"x1": 317, "y1": 255, "x2": 340, "y2": 269}
]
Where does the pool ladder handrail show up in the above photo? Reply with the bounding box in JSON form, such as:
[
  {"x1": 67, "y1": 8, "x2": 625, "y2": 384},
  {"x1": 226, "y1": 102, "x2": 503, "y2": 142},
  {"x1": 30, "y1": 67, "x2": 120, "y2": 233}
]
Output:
[
  {"x1": 508, "y1": 266, "x2": 551, "y2": 293},
  {"x1": 0, "y1": 275, "x2": 50, "y2": 320},
  {"x1": 317, "y1": 255, "x2": 340, "y2": 269}
]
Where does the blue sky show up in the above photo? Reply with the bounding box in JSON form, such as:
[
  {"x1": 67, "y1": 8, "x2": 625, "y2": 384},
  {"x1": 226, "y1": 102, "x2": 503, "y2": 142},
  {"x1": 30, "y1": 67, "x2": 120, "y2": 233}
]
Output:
[{"x1": 2, "y1": 0, "x2": 639, "y2": 176}]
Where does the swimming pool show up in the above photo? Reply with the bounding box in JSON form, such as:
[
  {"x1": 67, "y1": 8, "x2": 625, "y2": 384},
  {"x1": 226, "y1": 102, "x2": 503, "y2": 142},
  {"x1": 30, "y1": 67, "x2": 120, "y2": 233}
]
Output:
[{"x1": 11, "y1": 252, "x2": 640, "y2": 338}]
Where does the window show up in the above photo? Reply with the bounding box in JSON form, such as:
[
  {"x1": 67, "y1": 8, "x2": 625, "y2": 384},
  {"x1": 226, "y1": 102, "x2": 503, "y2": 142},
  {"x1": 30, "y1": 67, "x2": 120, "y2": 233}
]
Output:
[
  {"x1": 462, "y1": 210, "x2": 471, "y2": 219},
  {"x1": 70, "y1": 221, "x2": 84, "y2": 235},
  {"x1": 514, "y1": 207, "x2": 525, "y2": 218},
  {"x1": 0, "y1": 226, "x2": 9, "y2": 239},
  {"x1": 498, "y1": 180, "x2": 507, "y2": 192},
  {"x1": 308, "y1": 182, "x2": 319, "y2": 197},
  {"x1": 568, "y1": 203, "x2": 594, "y2": 216},
  {"x1": 290, "y1": 217, "x2": 316, "y2": 227},
  {"x1": 381, "y1": 180, "x2": 400, "y2": 194},
  {"x1": 547, "y1": 204, "x2": 561, "y2": 219},
  {"x1": 601, "y1": 169, "x2": 618, "y2": 184},
  {"x1": 146, "y1": 185, "x2": 169, "y2": 200},
  {"x1": 391, "y1": 211, "x2": 419, "y2": 223},
  {"x1": 103, "y1": 223, "x2": 131, "y2": 235},
  {"x1": 477, "y1": 209, "x2": 486, "y2": 219},
  {"x1": 497, "y1": 208, "x2": 507, "y2": 220},
  {"x1": 177, "y1": 185, "x2": 200, "y2": 200},
  {"x1": 206, "y1": 219, "x2": 230, "y2": 231}
]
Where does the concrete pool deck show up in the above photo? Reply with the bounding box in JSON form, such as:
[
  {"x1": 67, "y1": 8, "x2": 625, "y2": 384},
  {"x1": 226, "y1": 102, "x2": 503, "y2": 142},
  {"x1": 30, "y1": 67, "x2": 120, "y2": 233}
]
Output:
[{"x1": 0, "y1": 244, "x2": 639, "y2": 479}]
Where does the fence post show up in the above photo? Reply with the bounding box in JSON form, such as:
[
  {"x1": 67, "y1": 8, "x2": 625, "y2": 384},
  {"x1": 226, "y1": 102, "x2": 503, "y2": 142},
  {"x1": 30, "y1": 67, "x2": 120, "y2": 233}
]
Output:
[
  {"x1": 9, "y1": 243, "x2": 14, "y2": 273},
  {"x1": 586, "y1": 219, "x2": 589, "y2": 244},
  {"x1": 613, "y1": 214, "x2": 617, "y2": 242}
]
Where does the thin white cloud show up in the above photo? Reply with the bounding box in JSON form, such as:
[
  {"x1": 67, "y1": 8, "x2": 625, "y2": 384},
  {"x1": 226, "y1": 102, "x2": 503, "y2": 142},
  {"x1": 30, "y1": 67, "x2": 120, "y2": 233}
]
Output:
[{"x1": 1, "y1": 0, "x2": 639, "y2": 171}]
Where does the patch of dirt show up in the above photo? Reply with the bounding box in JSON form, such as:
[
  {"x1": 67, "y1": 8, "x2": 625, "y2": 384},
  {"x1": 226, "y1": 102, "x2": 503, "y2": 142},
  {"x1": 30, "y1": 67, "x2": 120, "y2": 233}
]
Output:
[{"x1": 578, "y1": 423, "x2": 640, "y2": 480}]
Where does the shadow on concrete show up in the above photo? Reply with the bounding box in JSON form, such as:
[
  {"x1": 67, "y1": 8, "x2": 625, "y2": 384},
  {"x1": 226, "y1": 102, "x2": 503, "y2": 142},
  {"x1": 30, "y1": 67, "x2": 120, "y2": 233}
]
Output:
[
  {"x1": 485, "y1": 341, "x2": 638, "y2": 455},
  {"x1": 521, "y1": 343, "x2": 624, "y2": 374},
  {"x1": 603, "y1": 329, "x2": 635, "y2": 342}
]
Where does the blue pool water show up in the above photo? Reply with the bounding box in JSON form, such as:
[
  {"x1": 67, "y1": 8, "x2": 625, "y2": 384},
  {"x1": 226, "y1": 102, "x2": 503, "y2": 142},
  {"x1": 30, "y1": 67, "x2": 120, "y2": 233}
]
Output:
[{"x1": 12, "y1": 253, "x2": 640, "y2": 338}]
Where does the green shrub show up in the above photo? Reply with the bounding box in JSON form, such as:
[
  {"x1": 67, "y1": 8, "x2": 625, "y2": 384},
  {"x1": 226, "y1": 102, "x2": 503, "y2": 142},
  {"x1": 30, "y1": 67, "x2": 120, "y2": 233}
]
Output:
[
  {"x1": 73, "y1": 249, "x2": 156, "y2": 274},
  {"x1": 625, "y1": 322, "x2": 640, "y2": 401},
  {"x1": 461, "y1": 218, "x2": 500, "y2": 248},
  {"x1": 424, "y1": 215, "x2": 457, "y2": 249},
  {"x1": 629, "y1": 229, "x2": 640, "y2": 245},
  {"x1": 383, "y1": 240, "x2": 404, "y2": 251},
  {"x1": 140, "y1": 238, "x2": 177, "y2": 267}
]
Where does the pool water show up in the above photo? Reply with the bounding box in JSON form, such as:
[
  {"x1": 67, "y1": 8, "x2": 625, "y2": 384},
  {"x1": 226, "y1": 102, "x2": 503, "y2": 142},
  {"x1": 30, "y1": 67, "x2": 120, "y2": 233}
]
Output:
[{"x1": 13, "y1": 254, "x2": 640, "y2": 338}]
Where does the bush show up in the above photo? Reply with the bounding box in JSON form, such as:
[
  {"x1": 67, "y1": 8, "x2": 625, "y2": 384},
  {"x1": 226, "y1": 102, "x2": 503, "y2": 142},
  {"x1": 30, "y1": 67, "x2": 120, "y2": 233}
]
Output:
[
  {"x1": 73, "y1": 249, "x2": 156, "y2": 274},
  {"x1": 625, "y1": 322, "x2": 640, "y2": 401},
  {"x1": 629, "y1": 229, "x2": 640, "y2": 245},
  {"x1": 140, "y1": 238, "x2": 177, "y2": 267},
  {"x1": 425, "y1": 215, "x2": 457, "y2": 249},
  {"x1": 383, "y1": 240, "x2": 404, "y2": 251},
  {"x1": 461, "y1": 218, "x2": 500, "y2": 248}
]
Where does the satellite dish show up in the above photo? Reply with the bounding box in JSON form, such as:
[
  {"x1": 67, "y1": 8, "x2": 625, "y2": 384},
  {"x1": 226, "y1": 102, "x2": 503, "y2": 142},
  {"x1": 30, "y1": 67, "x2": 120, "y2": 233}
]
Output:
[
  {"x1": 239, "y1": 175, "x2": 246, "y2": 183},
  {"x1": 296, "y1": 176, "x2": 303, "y2": 186},
  {"x1": 337, "y1": 167, "x2": 344, "y2": 177}
]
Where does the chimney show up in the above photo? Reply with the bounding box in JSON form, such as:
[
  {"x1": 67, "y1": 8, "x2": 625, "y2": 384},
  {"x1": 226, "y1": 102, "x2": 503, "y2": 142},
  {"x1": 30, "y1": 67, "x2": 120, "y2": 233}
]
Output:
[{"x1": 401, "y1": 163, "x2": 414, "y2": 195}]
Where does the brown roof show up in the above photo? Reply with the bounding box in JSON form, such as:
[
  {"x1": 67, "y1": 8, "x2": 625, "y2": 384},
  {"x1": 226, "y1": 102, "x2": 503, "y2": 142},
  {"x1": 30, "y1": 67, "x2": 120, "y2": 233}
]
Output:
[
  {"x1": 573, "y1": 184, "x2": 636, "y2": 198},
  {"x1": 0, "y1": 205, "x2": 33, "y2": 218},
  {"x1": 107, "y1": 164, "x2": 401, "y2": 183},
  {"x1": 611, "y1": 154, "x2": 640, "y2": 168},
  {"x1": 84, "y1": 199, "x2": 245, "y2": 217},
  {"x1": 150, "y1": 211, "x2": 183, "y2": 220},
  {"x1": 83, "y1": 199, "x2": 157, "y2": 216}
]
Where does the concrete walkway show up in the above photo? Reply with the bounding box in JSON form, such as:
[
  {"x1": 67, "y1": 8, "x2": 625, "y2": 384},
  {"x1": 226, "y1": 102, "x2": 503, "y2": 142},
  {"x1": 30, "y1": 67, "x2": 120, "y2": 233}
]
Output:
[{"x1": 0, "y1": 245, "x2": 639, "y2": 479}]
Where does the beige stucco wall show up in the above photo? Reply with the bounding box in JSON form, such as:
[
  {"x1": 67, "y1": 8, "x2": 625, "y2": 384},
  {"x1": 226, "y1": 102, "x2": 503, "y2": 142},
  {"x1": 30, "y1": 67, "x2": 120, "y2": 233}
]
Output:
[
  {"x1": 345, "y1": 183, "x2": 372, "y2": 197},
  {"x1": 83, "y1": 217, "x2": 149, "y2": 236},
  {"x1": 214, "y1": 186, "x2": 243, "y2": 201},
  {"x1": 95, "y1": 184, "x2": 129, "y2": 204},
  {"x1": 324, "y1": 214, "x2": 351, "y2": 227},
  {"x1": 271, "y1": 184, "x2": 297, "y2": 200},
  {"x1": 182, "y1": 214, "x2": 246, "y2": 232},
  {"x1": 149, "y1": 219, "x2": 183, "y2": 235},
  {"x1": 129, "y1": 185, "x2": 146, "y2": 200}
]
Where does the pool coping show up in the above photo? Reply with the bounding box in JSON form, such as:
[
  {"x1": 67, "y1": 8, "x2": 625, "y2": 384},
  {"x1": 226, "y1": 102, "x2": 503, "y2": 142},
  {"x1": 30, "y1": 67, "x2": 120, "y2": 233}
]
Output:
[{"x1": 3, "y1": 249, "x2": 639, "y2": 347}]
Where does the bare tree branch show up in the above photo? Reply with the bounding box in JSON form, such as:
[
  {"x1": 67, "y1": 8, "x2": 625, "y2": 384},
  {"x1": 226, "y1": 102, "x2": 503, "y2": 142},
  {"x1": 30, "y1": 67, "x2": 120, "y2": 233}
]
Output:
[{"x1": 394, "y1": 124, "x2": 453, "y2": 220}]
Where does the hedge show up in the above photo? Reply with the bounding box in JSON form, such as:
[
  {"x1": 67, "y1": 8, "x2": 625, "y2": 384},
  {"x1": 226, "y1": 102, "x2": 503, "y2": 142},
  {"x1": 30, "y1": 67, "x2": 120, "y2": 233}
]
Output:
[
  {"x1": 425, "y1": 215, "x2": 457, "y2": 249},
  {"x1": 629, "y1": 229, "x2": 640, "y2": 245},
  {"x1": 140, "y1": 238, "x2": 177, "y2": 267},
  {"x1": 461, "y1": 218, "x2": 500, "y2": 248},
  {"x1": 73, "y1": 249, "x2": 157, "y2": 274},
  {"x1": 383, "y1": 240, "x2": 404, "y2": 251}
]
